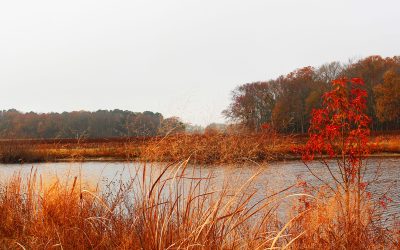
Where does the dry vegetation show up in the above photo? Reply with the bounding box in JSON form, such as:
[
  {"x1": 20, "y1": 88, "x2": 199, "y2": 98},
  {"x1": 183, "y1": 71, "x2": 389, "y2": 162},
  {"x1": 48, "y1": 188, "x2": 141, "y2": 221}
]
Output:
[
  {"x1": 369, "y1": 133, "x2": 400, "y2": 155},
  {"x1": 289, "y1": 186, "x2": 400, "y2": 249},
  {"x1": 0, "y1": 132, "x2": 399, "y2": 164},
  {"x1": 0, "y1": 161, "x2": 291, "y2": 249},
  {"x1": 0, "y1": 133, "x2": 296, "y2": 164},
  {"x1": 0, "y1": 160, "x2": 398, "y2": 249},
  {"x1": 0, "y1": 142, "x2": 50, "y2": 163}
]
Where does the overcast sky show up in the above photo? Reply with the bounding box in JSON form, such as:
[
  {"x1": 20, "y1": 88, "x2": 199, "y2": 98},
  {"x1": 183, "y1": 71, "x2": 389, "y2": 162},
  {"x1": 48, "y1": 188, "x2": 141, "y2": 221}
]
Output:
[{"x1": 0, "y1": 0, "x2": 399, "y2": 126}]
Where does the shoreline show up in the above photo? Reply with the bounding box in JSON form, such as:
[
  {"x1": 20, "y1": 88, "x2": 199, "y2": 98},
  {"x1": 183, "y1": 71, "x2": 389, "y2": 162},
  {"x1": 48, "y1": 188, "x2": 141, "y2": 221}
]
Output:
[{"x1": 1, "y1": 152, "x2": 399, "y2": 165}]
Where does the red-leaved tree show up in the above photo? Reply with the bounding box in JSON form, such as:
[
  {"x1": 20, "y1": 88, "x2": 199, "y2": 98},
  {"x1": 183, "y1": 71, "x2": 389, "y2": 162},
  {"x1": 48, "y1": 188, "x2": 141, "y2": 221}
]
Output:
[
  {"x1": 303, "y1": 77, "x2": 370, "y2": 183},
  {"x1": 298, "y1": 77, "x2": 377, "y2": 247}
]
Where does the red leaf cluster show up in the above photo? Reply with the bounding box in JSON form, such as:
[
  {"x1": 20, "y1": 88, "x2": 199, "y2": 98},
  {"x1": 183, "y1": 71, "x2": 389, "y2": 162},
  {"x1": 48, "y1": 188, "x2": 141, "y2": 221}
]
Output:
[{"x1": 302, "y1": 78, "x2": 371, "y2": 182}]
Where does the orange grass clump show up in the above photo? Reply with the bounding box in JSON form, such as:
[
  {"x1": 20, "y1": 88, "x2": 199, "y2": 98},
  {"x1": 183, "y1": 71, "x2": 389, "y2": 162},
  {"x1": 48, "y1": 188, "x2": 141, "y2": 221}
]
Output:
[
  {"x1": 287, "y1": 186, "x2": 399, "y2": 249},
  {"x1": 140, "y1": 133, "x2": 295, "y2": 164}
]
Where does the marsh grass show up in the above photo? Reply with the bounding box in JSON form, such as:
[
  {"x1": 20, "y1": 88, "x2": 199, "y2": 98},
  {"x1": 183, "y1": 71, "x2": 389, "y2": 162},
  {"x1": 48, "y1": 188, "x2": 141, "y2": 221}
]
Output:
[
  {"x1": 0, "y1": 160, "x2": 306, "y2": 249},
  {"x1": 1, "y1": 132, "x2": 399, "y2": 164},
  {"x1": 0, "y1": 161, "x2": 398, "y2": 249},
  {"x1": 0, "y1": 132, "x2": 297, "y2": 164},
  {"x1": 370, "y1": 134, "x2": 400, "y2": 155},
  {"x1": 0, "y1": 141, "x2": 50, "y2": 163},
  {"x1": 140, "y1": 133, "x2": 294, "y2": 164},
  {"x1": 287, "y1": 185, "x2": 399, "y2": 249}
]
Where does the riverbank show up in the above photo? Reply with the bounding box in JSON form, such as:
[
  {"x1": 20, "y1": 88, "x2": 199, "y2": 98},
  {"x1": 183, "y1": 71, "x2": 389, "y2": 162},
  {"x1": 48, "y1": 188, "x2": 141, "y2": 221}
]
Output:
[{"x1": 1, "y1": 133, "x2": 399, "y2": 164}]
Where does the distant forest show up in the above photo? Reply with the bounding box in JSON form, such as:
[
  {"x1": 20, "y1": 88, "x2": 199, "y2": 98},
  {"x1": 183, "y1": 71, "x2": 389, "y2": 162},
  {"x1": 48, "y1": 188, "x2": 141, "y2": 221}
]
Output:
[
  {"x1": 0, "y1": 110, "x2": 185, "y2": 139},
  {"x1": 2, "y1": 55, "x2": 399, "y2": 139},
  {"x1": 223, "y1": 55, "x2": 400, "y2": 133}
]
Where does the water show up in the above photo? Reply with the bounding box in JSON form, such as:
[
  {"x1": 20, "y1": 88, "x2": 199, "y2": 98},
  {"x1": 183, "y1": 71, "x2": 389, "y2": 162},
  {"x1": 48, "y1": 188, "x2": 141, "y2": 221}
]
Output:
[{"x1": 0, "y1": 158, "x2": 399, "y2": 221}]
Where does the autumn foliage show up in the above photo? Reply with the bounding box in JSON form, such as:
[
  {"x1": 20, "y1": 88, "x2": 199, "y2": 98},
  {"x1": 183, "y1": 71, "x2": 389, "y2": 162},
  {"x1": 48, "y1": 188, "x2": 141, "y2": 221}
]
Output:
[
  {"x1": 302, "y1": 77, "x2": 370, "y2": 168},
  {"x1": 224, "y1": 55, "x2": 400, "y2": 133},
  {"x1": 292, "y1": 77, "x2": 398, "y2": 248},
  {"x1": 374, "y1": 69, "x2": 400, "y2": 122}
]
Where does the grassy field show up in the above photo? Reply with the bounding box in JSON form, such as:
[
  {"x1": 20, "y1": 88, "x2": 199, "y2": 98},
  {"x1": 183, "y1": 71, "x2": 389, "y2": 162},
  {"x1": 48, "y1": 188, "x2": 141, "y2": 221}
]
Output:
[{"x1": 0, "y1": 132, "x2": 399, "y2": 164}]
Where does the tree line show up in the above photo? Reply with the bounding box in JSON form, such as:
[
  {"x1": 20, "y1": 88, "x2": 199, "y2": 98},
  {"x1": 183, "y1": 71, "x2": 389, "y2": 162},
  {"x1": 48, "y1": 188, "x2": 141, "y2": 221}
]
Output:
[
  {"x1": 2, "y1": 55, "x2": 398, "y2": 139},
  {"x1": 223, "y1": 55, "x2": 400, "y2": 133},
  {"x1": 0, "y1": 109, "x2": 185, "y2": 139}
]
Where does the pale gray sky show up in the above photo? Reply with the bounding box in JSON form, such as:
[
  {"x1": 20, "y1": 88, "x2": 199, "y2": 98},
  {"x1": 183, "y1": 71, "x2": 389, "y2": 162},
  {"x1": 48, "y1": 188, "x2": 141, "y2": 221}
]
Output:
[{"x1": 0, "y1": 0, "x2": 399, "y2": 126}]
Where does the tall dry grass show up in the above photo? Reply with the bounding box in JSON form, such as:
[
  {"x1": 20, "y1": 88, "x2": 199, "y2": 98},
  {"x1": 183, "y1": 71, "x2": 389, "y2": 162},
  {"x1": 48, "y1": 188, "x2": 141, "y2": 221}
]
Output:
[
  {"x1": 0, "y1": 162, "x2": 398, "y2": 248},
  {"x1": 140, "y1": 133, "x2": 295, "y2": 164},
  {"x1": 0, "y1": 161, "x2": 303, "y2": 249},
  {"x1": 287, "y1": 185, "x2": 399, "y2": 249}
]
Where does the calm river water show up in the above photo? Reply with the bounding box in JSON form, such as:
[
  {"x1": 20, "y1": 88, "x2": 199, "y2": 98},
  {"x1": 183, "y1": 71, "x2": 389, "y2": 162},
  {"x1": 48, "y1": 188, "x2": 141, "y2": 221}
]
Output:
[{"x1": 0, "y1": 158, "x2": 399, "y2": 221}]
